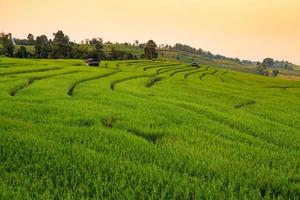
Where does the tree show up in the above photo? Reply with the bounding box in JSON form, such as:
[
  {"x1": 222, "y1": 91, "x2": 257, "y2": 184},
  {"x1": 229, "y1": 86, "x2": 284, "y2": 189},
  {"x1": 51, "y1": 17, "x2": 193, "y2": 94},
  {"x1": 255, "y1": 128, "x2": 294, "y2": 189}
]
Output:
[
  {"x1": 139, "y1": 43, "x2": 146, "y2": 48},
  {"x1": 35, "y1": 35, "x2": 50, "y2": 58},
  {"x1": 87, "y1": 49, "x2": 101, "y2": 60},
  {"x1": 51, "y1": 31, "x2": 72, "y2": 58},
  {"x1": 134, "y1": 40, "x2": 139, "y2": 47},
  {"x1": 273, "y1": 70, "x2": 279, "y2": 77},
  {"x1": 15, "y1": 38, "x2": 29, "y2": 45},
  {"x1": 173, "y1": 43, "x2": 196, "y2": 54},
  {"x1": 108, "y1": 48, "x2": 135, "y2": 60},
  {"x1": 110, "y1": 48, "x2": 124, "y2": 60},
  {"x1": 196, "y1": 48, "x2": 205, "y2": 55},
  {"x1": 90, "y1": 38, "x2": 103, "y2": 50},
  {"x1": 262, "y1": 58, "x2": 274, "y2": 69},
  {"x1": 89, "y1": 38, "x2": 106, "y2": 59},
  {"x1": 15, "y1": 46, "x2": 28, "y2": 58},
  {"x1": 27, "y1": 33, "x2": 35, "y2": 45},
  {"x1": 71, "y1": 44, "x2": 90, "y2": 59},
  {"x1": 0, "y1": 32, "x2": 14, "y2": 57},
  {"x1": 144, "y1": 40, "x2": 158, "y2": 59},
  {"x1": 256, "y1": 62, "x2": 265, "y2": 75}
]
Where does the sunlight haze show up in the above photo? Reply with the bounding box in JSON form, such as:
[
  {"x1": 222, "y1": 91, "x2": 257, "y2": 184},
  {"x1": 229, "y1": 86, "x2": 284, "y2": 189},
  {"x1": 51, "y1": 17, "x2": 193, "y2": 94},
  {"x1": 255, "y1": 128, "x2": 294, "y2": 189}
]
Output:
[{"x1": 1, "y1": 0, "x2": 300, "y2": 64}]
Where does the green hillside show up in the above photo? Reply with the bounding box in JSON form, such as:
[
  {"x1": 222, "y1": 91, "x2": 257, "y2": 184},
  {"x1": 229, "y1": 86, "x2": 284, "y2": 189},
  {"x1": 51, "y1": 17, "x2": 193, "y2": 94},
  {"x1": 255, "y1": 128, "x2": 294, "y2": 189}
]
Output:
[
  {"x1": 158, "y1": 49, "x2": 255, "y2": 72},
  {"x1": 0, "y1": 57, "x2": 300, "y2": 199},
  {"x1": 13, "y1": 44, "x2": 299, "y2": 77},
  {"x1": 103, "y1": 43, "x2": 143, "y2": 56}
]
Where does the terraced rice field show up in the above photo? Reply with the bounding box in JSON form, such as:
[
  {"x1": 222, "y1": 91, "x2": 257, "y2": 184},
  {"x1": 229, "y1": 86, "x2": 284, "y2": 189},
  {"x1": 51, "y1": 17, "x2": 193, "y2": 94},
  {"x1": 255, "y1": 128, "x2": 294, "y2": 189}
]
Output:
[{"x1": 0, "y1": 57, "x2": 300, "y2": 199}]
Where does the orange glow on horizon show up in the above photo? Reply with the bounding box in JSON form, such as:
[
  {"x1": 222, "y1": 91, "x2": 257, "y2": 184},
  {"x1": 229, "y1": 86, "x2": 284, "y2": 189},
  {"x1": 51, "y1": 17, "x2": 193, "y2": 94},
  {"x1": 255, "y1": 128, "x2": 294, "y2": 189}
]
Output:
[{"x1": 1, "y1": 0, "x2": 300, "y2": 64}]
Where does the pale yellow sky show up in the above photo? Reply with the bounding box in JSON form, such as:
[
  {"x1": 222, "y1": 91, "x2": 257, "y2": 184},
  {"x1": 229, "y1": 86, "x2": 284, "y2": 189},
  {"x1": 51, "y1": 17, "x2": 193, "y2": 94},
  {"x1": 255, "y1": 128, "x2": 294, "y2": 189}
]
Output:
[{"x1": 1, "y1": 0, "x2": 300, "y2": 64}]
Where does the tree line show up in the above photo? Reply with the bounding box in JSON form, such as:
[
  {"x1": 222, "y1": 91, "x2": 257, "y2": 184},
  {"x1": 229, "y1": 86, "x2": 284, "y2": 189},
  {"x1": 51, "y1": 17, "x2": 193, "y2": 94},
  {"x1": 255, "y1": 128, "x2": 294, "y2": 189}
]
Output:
[
  {"x1": 1, "y1": 31, "x2": 293, "y2": 76},
  {"x1": 0, "y1": 31, "x2": 158, "y2": 60}
]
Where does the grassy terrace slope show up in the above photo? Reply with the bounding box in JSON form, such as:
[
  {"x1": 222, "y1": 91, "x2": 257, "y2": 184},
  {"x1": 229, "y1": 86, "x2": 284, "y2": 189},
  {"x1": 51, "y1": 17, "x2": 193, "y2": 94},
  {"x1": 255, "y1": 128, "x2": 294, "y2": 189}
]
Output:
[
  {"x1": 0, "y1": 57, "x2": 300, "y2": 199},
  {"x1": 158, "y1": 49, "x2": 256, "y2": 73}
]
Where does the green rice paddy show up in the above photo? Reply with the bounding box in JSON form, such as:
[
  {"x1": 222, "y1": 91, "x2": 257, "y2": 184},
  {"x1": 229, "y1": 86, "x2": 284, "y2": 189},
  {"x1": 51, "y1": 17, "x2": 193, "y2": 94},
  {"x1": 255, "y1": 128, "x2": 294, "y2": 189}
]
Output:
[{"x1": 0, "y1": 57, "x2": 300, "y2": 199}]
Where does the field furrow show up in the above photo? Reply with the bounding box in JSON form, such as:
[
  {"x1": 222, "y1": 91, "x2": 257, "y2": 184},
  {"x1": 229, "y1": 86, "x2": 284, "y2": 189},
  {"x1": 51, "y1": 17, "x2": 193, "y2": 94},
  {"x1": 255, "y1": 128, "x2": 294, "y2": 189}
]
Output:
[
  {"x1": 234, "y1": 100, "x2": 256, "y2": 109},
  {"x1": 199, "y1": 70, "x2": 218, "y2": 79},
  {"x1": 169, "y1": 68, "x2": 197, "y2": 77},
  {"x1": 144, "y1": 76, "x2": 164, "y2": 88},
  {"x1": 143, "y1": 63, "x2": 181, "y2": 71},
  {"x1": 68, "y1": 71, "x2": 120, "y2": 96},
  {"x1": 157, "y1": 67, "x2": 186, "y2": 75},
  {"x1": 184, "y1": 67, "x2": 209, "y2": 79},
  {"x1": 110, "y1": 74, "x2": 154, "y2": 90},
  {"x1": 9, "y1": 71, "x2": 81, "y2": 96}
]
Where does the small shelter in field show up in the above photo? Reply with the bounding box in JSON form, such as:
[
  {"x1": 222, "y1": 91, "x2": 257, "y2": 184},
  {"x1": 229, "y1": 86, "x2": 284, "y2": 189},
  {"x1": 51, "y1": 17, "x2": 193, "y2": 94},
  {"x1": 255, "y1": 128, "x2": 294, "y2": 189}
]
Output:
[
  {"x1": 86, "y1": 58, "x2": 100, "y2": 67},
  {"x1": 191, "y1": 62, "x2": 199, "y2": 67}
]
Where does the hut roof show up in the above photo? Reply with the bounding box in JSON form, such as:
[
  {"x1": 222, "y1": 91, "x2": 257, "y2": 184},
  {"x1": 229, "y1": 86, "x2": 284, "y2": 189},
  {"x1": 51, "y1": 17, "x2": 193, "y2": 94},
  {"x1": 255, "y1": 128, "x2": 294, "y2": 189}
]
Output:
[
  {"x1": 191, "y1": 62, "x2": 199, "y2": 67},
  {"x1": 85, "y1": 58, "x2": 100, "y2": 67}
]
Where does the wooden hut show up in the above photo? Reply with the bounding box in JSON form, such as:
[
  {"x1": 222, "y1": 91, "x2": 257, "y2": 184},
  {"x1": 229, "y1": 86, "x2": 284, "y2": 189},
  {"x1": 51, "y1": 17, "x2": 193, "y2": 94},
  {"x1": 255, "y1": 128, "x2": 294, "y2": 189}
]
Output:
[
  {"x1": 86, "y1": 58, "x2": 100, "y2": 67},
  {"x1": 191, "y1": 62, "x2": 199, "y2": 67}
]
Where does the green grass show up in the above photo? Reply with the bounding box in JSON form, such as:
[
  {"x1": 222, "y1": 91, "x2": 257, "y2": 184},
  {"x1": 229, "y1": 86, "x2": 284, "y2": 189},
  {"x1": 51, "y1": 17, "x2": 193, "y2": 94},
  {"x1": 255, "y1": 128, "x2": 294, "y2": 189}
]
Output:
[
  {"x1": 0, "y1": 57, "x2": 300, "y2": 199},
  {"x1": 104, "y1": 44, "x2": 143, "y2": 56},
  {"x1": 158, "y1": 49, "x2": 256, "y2": 73}
]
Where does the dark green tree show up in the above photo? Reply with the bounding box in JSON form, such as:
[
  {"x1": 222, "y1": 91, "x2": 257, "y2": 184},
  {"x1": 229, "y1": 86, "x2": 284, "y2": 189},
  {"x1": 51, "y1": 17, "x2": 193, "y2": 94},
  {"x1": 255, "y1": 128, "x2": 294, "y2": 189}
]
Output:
[
  {"x1": 273, "y1": 69, "x2": 279, "y2": 77},
  {"x1": 27, "y1": 33, "x2": 35, "y2": 45},
  {"x1": 135, "y1": 40, "x2": 139, "y2": 46},
  {"x1": 256, "y1": 62, "x2": 265, "y2": 75},
  {"x1": 35, "y1": 35, "x2": 50, "y2": 58},
  {"x1": 0, "y1": 32, "x2": 14, "y2": 57},
  {"x1": 71, "y1": 44, "x2": 91, "y2": 59},
  {"x1": 109, "y1": 48, "x2": 134, "y2": 60},
  {"x1": 90, "y1": 38, "x2": 106, "y2": 59},
  {"x1": 51, "y1": 31, "x2": 72, "y2": 58},
  {"x1": 110, "y1": 48, "x2": 124, "y2": 60},
  {"x1": 262, "y1": 58, "x2": 274, "y2": 69},
  {"x1": 15, "y1": 46, "x2": 28, "y2": 58},
  {"x1": 144, "y1": 40, "x2": 158, "y2": 59}
]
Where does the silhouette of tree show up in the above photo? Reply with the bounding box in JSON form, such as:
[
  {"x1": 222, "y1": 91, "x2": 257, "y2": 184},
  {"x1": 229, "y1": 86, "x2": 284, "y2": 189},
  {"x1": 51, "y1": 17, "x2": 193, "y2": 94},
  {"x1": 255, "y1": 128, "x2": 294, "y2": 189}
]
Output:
[
  {"x1": 51, "y1": 31, "x2": 72, "y2": 58},
  {"x1": 0, "y1": 32, "x2": 14, "y2": 57},
  {"x1": 15, "y1": 46, "x2": 28, "y2": 58},
  {"x1": 144, "y1": 40, "x2": 158, "y2": 59},
  {"x1": 27, "y1": 34, "x2": 35, "y2": 45},
  {"x1": 35, "y1": 35, "x2": 50, "y2": 58}
]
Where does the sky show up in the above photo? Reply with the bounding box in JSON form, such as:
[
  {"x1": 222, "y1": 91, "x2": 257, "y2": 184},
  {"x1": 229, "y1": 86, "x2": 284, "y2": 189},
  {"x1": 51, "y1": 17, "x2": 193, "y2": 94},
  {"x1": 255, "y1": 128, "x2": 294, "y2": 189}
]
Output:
[{"x1": 1, "y1": 0, "x2": 300, "y2": 64}]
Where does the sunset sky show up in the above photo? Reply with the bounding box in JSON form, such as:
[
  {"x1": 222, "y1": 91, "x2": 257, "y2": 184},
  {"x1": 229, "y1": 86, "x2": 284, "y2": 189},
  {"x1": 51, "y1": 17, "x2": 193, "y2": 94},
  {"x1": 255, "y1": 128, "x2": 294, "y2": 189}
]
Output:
[{"x1": 1, "y1": 0, "x2": 300, "y2": 64}]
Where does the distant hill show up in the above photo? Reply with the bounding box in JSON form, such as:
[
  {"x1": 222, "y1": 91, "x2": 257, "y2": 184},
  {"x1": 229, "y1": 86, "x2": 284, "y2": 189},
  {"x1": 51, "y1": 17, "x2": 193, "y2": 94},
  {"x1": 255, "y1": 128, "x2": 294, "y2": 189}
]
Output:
[
  {"x1": 13, "y1": 42, "x2": 300, "y2": 76},
  {"x1": 157, "y1": 49, "x2": 256, "y2": 73},
  {"x1": 158, "y1": 43, "x2": 300, "y2": 76}
]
